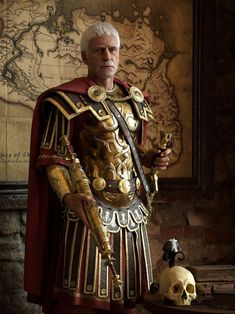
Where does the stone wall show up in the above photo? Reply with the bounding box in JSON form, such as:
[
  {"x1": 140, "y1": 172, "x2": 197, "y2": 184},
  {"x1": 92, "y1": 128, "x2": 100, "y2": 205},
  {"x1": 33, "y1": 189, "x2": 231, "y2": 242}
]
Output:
[
  {"x1": 0, "y1": 210, "x2": 41, "y2": 314},
  {"x1": 0, "y1": 1, "x2": 234, "y2": 313}
]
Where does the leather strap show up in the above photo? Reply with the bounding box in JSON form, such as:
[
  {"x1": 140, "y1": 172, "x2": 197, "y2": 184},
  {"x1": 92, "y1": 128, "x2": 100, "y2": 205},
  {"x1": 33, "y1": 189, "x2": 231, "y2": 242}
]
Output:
[{"x1": 106, "y1": 99, "x2": 150, "y2": 194}]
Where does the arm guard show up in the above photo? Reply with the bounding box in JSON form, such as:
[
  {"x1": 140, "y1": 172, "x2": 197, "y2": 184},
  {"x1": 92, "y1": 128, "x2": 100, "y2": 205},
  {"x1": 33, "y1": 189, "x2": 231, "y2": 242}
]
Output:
[{"x1": 46, "y1": 164, "x2": 73, "y2": 202}]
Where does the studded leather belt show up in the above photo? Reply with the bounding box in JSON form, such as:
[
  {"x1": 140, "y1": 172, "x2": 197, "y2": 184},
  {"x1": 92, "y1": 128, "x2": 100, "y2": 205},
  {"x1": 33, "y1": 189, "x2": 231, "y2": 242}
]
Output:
[{"x1": 90, "y1": 177, "x2": 140, "y2": 194}]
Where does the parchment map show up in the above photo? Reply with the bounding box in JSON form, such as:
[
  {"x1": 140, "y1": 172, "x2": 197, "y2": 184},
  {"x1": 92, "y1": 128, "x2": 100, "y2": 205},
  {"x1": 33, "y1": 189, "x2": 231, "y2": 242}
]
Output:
[{"x1": 0, "y1": 0, "x2": 192, "y2": 182}]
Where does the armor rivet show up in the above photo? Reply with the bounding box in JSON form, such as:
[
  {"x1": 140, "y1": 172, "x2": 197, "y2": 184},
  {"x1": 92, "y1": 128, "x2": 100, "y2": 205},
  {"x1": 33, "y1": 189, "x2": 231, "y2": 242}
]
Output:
[
  {"x1": 92, "y1": 177, "x2": 106, "y2": 191},
  {"x1": 76, "y1": 102, "x2": 83, "y2": 109},
  {"x1": 118, "y1": 179, "x2": 131, "y2": 193},
  {"x1": 114, "y1": 292, "x2": 121, "y2": 298},
  {"x1": 87, "y1": 284, "x2": 93, "y2": 291},
  {"x1": 71, "y1": 281, "x2": 76, "y2": 287},
  {"x1": 98, "y1": 109, "x2": 105, "y2": 116},
  {"x1": 101, "y1": 288, "x2": 106, "y2": 295}
]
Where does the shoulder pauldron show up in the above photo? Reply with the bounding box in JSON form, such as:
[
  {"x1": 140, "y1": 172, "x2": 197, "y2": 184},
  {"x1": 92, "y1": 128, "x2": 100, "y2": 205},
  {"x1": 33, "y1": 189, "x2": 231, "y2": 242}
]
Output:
[
  {"x1": 43, "y1": 86, "x2": 153, "y2": 122},
  {"x1": 43, "y1": 91, "x2": 112, "y2": 121}
]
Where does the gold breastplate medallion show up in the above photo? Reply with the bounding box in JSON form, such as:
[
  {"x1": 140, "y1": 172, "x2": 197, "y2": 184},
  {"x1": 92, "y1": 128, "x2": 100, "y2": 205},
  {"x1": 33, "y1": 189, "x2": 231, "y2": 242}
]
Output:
[
  {"x1": 118, "y1": 178, "x2": 131, "y2": 193},
  {"x1": 92, "y1": 177, "x2": 106, "y2": 191}
]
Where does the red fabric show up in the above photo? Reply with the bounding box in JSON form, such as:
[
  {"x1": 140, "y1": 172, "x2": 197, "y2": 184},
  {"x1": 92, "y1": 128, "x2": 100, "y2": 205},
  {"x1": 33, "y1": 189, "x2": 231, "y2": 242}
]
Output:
[
  {"x1": 24, "y1": 76, "x2": 144, "y2": 306},
  {"x1": 24, "y1": 77, "x2": 93, "y2": 304}
]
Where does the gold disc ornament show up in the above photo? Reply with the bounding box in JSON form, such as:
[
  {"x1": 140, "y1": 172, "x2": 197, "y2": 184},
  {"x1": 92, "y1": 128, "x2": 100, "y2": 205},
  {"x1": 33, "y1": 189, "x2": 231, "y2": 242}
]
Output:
[
  {"x1": 118, "y1": 179, "x2": 131, "y2": 193},
  {"x1": 129, "y1": 86, "x2": 144, "y2": 102},
  {"x1": 88, "y1": 86, "x2": 106, "y2": 102},
  {"x1": 92, "y1": 177, "x2": 106, "y2": 191}
]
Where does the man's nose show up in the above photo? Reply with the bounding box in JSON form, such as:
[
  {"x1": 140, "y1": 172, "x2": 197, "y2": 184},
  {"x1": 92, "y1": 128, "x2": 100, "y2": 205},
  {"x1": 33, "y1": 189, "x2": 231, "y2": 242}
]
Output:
[{"x1": 103, "y1": 47, "x2": 112, "y2": 59}]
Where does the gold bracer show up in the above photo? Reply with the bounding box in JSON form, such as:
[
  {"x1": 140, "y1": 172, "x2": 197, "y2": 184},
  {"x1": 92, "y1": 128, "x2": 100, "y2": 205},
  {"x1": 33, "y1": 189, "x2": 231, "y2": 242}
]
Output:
[
  {"x1": 60, "y1": 135, "x2": 122, "y2": 288},
  {"x1": 46, "y1": 164, "x2": 73, "y2": 202}
]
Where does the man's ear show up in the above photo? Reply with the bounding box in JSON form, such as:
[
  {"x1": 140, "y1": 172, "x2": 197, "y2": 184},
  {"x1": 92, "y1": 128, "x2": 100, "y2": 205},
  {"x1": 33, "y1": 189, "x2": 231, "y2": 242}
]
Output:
[{"x1": 81, "y1": 51, "x2": 87, "y2": 64}]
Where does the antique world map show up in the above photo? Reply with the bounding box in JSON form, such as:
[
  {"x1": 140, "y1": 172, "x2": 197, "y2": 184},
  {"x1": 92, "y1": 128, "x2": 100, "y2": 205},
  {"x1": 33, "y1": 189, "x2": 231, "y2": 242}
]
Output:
[{"x1": 0, "y1": 0, "x2": 192, "y2": 182}]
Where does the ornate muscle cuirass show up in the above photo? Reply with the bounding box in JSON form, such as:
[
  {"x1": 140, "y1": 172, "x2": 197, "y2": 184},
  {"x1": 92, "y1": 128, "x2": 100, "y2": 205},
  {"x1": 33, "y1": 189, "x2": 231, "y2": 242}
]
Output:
[
  {"x1": 41, "y1": 82, "x2": 153, "y2": 210},
  {"x1": 77, "y1": 84, "x2": 140, "y2": 207}
]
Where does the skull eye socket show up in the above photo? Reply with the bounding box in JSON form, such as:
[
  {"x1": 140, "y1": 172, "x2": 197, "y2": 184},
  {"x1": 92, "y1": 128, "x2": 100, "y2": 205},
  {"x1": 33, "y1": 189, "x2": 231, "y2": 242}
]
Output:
[
  {"x1": 186, "y1": 283, "x2": 195, "y2": 294},
  {"x1": 172, "y1": 283, "x2": 183, "y2": 294}
]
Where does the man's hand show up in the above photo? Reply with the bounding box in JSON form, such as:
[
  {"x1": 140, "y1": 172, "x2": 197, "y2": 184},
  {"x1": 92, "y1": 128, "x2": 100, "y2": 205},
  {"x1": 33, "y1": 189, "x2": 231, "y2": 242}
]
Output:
[
  {"x1": 63, "y1": 193, "x2": 95, "y2": 227},
  {"x1": 142, "y1": 148, "x2": 172, "y2": 170},
  {"x1": 153, "y1": 148, "x2": 172, "y2": 170}
]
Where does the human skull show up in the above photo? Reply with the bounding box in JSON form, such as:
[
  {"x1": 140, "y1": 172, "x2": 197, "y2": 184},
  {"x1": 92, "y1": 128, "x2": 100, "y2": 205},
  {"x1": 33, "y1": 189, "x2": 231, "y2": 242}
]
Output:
[{"x1": 159, "y1": 266, "x2": 197, "y2": 305}]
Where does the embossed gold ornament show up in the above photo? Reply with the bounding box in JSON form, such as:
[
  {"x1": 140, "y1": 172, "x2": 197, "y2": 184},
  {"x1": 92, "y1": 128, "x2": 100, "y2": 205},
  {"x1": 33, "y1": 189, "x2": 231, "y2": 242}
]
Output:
[
  {"x1": 88, "y1": 85, "x2": 106, "y2": 102},
  {"x1": 130, "y1": 86, "x2": 144, "y2": 102},
  {"x1": 118, "y1": 179, "x2": 131, "y2": 193},
  {"x1": 92, "y1": 177, "x2": 106, "y2": 191},
  {"x1": 136, "y1": 177, "x2": 141, "y2": 190}
]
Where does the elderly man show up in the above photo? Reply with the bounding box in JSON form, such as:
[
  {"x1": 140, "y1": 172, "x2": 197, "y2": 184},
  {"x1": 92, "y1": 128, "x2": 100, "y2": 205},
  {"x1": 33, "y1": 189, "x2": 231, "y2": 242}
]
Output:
[{"x1": 24, "y1": 22, "x2": 171, "y2": 314}]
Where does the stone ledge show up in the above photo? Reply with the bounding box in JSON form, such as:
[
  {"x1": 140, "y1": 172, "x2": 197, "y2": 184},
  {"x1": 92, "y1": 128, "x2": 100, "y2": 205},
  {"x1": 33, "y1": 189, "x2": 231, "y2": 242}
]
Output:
[{"x1": 0, "y1": 189, "x2": 27, "y2": 211}]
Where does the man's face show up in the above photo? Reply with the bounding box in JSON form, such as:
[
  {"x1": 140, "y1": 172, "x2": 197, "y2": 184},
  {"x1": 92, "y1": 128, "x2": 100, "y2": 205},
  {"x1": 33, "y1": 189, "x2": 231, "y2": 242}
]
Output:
[{"x1": 82, "y1": 35, "x2": 119, "y2": 82}]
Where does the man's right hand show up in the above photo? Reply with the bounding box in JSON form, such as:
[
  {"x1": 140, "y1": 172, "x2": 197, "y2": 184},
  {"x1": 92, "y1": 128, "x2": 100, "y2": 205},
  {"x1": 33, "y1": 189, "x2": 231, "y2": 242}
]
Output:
[{"x1": 63, "y1": 193, "x2": 95, "y2": 227}]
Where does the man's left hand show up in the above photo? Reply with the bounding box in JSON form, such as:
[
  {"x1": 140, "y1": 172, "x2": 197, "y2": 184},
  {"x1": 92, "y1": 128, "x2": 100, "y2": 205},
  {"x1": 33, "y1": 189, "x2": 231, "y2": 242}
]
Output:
[{"x1": 153, "y1": 148, "x2": 172, "y2": 170}]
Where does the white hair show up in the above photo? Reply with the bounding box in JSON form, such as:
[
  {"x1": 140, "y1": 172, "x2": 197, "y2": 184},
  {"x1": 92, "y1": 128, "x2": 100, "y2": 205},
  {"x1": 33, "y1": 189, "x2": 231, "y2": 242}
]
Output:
[{"x1": 80, "y1": 22, "x2": 120, "y2": 52}]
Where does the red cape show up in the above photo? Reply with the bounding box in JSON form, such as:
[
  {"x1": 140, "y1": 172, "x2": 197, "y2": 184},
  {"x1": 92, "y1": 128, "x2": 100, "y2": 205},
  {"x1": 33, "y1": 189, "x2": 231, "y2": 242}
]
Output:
[{"x1": 24, "y1": 77, "x2": 149, "y2": 304}]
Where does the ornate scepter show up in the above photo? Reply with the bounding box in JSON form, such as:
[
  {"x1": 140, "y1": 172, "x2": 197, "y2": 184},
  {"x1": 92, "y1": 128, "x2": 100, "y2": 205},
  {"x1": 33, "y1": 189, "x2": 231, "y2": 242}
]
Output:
[
  {"x1": 60, "y1": 135, "x2": 122, "y2": 288},
  {"x1": 148, "y1": 131, "x2": 172, "y2": 209}
]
